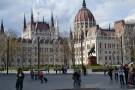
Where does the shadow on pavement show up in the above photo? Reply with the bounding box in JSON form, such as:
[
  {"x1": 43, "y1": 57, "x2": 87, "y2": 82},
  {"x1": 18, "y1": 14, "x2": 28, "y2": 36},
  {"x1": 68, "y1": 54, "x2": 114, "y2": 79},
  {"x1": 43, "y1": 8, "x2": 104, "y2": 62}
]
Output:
[{"x1": 56, "y1": 88, "x2": 105, "y2": 90}]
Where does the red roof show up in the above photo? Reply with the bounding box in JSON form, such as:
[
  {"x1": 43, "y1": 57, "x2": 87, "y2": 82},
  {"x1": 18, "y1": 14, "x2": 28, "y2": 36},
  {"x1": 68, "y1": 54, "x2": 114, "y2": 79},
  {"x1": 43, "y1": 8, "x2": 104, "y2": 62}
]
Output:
[
  {"x1": 75, "y1": 7, "x2": 95, "y2": 22},
  {"x1": 32, "y1": 22, "x2": 50, "y2": 30}
]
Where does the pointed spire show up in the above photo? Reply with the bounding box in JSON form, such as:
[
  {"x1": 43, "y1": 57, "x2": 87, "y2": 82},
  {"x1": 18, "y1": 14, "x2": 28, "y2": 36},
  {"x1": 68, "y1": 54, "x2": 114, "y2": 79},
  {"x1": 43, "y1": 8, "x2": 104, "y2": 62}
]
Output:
[
  {"x1": 82, "y1": 0, "x2": 86, "y2": 8},
  {"x1": 1, "y1": 19, "x2": 4, "y2": 34},
  {"x1": 43, "y1": 16, "x2": 44, "y2": 23},
  {"x1": 70, "y1": 28, "x2": 73, "y2": 40},
  {"x1": 31, "y1": 9, "x2": 34, "y2": 24},
  {"x1": 109, "y1": 23, "x2": 111, "y2": 30},
  {"x1": 23, "y1": 14, "x2": 26, "y2": 31},
  {"x1": 51, "y1": 12, "x2": 54, "y2": 27}
]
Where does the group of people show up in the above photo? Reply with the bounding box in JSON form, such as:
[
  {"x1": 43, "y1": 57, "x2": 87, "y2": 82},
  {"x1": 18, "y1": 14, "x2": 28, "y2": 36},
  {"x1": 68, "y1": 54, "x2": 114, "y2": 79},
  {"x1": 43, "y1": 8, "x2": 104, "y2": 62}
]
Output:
[
  {"x1": 54, "y1": 65, "x2": 68, "y2": 74},
  {"x1": 72, "y1": 66, "x2": 87, "y2": 88},
  {"x1": 30, "y1": 69, "x2": 48, "y2": 83},
  {"x1": 104, "y1": 64, "x2": 135, "y2": 88},
  {"x1": 72, "y1": 69, "x2": 81, "y2": 88},
  {"x1": 16, "y1": 68, "x2": 48, "y2": 90}
]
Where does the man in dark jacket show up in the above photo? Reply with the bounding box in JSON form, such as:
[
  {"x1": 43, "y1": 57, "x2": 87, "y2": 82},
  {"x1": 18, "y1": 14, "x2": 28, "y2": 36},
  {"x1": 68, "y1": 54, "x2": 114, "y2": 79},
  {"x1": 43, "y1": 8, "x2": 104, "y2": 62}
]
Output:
[
  {"x1": 72, "y1": 70, "x2": 81, "y2": 88},
  {"x1": 16, "y1": 68, "x2": 25, "y2": 90},
  {"x1": 108, "y1": 67, "x2": 113, "y2": 81}
]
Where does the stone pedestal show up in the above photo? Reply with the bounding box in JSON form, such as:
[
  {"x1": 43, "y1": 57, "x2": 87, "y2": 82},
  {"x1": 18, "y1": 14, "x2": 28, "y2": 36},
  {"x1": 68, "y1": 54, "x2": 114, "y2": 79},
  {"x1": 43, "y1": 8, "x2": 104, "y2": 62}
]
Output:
[{"x1": 88, "y1": 56, "x2": 97, "y2": 65}]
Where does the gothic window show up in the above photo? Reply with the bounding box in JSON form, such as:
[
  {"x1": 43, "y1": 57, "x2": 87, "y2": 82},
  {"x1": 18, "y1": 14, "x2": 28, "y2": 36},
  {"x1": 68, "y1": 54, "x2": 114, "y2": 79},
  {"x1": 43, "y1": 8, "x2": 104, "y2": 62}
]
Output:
[
  {"x1": 117, "y1": 56, "x2": 119, "y2": 60},
  {"x1": 110, "y1": 43, "x2": 111, "y2": 48},
  {"x1": 105, "y1": 56, "x2": 107, "y2": 60},
  {"x1": 114, "y1": 44, "x2": 115, "y2": 49},
  {"x1": 117, "y1": 44, "x2": 119, "y2": 49},
  {"x1": 109, "y1": 51, "x2": 111, "y2": 54},
  {"x1": 105, "y1": 51, "x2": 107, "y2": 54},
  {"x1": 113, "y1": 56, "x2": 115, "y2": 60},
  {"x1": 105, "y1": 43, "x2": 106, "y2": 49},
  {"x1": 109, "y1": 56, "x2": 111, "y2": 60},
  {"x1": 99, "y1": 43, "x2": 102, "y2": 48}
]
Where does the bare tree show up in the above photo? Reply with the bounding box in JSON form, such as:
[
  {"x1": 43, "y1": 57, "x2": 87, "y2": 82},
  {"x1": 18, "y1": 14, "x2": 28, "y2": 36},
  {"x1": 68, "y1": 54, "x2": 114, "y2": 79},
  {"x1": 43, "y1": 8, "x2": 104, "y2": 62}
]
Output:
[{"x1": 0, "y1": 29, "x2": 20, "y2": 69}]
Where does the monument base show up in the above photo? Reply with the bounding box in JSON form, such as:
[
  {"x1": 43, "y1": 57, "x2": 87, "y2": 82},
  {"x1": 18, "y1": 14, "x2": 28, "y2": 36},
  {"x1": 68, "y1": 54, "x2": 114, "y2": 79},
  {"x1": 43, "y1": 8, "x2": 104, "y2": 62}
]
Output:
[{"x1": 88, "y1": 56, "x2": 97, "y2": 65}]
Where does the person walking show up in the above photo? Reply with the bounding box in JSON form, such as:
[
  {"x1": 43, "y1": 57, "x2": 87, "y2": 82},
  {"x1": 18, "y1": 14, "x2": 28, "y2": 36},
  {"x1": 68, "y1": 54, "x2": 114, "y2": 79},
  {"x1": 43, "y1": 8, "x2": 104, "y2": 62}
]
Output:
[
  {"x1": 128, "y1": 64, "x2": 134, "y2": 85},
  {"x1": 30, "y1": 69, "x2": 34, "y2": 80},
  {"x1": 47, "y1": 66, "x2": 50, "y2": 74},
  {"x1": 103, "y1": 65, "x2": 107, "y2": 76},
  {"x1": 39, "y1": 71, "x2": 44, "y2": 83},
  {"x1": 16, "y1": 68, "x2": 25, "y2": 90},
  {"x1": 55, "y1": 66, "x2": 58, "y2": 74},
  {"x1": 123, "y1": 64, "x2": 129, "y2": 85},
  {"x1": 108, "y1": 67, "x2": 113, "y2": 81},
  {"x1": 72, "y1": 70, "x2": 81, "y2": 88},
  {"x1": 114, "y1": 67, "x2": 118, "y2": 81},
  {"x1": 34, "y1": 70, "x2": 38, "y2": 80},
  {"x1": 118, "y1": 66, "x2": 125, "y2": 88},
  {"x1": 83, "y1": 65, "x2": 87, "y2": 76}
]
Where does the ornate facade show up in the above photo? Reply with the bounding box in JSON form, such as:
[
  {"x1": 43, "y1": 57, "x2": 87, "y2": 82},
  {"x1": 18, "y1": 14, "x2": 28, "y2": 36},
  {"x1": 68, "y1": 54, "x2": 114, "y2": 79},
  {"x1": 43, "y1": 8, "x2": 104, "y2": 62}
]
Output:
[{"x1": 71, "y1": 0, "x2": 135, "y2": 65}]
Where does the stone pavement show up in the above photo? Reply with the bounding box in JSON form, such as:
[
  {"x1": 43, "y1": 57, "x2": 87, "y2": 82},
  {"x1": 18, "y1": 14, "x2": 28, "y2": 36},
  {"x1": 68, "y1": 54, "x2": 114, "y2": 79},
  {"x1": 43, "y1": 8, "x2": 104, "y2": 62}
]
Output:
[
  {"x1": 0, "y1": 69, "x2": 92, "y2": 74},
  {"x1": 0, "y1": 73, "x2": 135, "y2": 90}
]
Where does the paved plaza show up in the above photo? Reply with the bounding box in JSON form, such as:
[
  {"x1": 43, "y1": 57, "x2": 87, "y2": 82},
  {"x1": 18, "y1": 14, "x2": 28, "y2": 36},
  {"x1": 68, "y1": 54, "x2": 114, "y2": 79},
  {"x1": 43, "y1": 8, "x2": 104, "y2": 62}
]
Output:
[{"x1": 0, "y1": 71, "x2": 135, "y2": 90}]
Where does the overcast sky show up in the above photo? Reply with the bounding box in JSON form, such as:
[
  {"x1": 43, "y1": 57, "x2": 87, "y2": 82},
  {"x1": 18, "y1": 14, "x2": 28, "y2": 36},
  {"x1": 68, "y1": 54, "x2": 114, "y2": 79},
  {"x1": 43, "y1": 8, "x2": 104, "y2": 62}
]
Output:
[{"x1": 0, "y1": 0, "x2": 135, "y2": 36}]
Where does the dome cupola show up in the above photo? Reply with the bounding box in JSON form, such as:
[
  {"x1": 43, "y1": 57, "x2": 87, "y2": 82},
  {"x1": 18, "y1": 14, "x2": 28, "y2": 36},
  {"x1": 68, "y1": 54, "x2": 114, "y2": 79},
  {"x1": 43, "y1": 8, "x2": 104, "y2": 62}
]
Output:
[{"x1": 74, "y1": 0, "x2": 96, "y2": 26}]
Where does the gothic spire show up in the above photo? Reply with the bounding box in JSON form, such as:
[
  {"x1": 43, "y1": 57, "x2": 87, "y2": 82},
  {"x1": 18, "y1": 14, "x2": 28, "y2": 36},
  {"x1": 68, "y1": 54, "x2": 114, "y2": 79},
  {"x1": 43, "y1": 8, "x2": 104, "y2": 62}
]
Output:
[
  {"x1": 51, "y1": 12, "x2": 54, "y2": 27},
  {"x1": 109, "y1": 23, "x2": 111, "y2": 30},
  {"x1": 23, "y1": 14, "x2": 26, "y2": 31},
  {"x1": 31, "y1": 9, "x2": 34, "y2": 24},
  {"x1": 43, "y1": 16, "x2": 44, "y2": 23},
  {"x1": 82, "y1": 0, "x2": 86, "y2": 8},
  {"x1": 1, "y1": 19, "x2": 4, "y2": 34},
  {"x1": 70, "y1": 28, "x2": 73, "y2": 40}
]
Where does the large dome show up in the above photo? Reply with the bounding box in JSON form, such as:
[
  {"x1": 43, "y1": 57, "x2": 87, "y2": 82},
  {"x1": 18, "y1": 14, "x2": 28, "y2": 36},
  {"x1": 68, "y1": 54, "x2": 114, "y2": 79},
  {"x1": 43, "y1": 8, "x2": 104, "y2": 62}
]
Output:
[{"x1": 75, "y1": 0, "x2": 95, "y2": 23}]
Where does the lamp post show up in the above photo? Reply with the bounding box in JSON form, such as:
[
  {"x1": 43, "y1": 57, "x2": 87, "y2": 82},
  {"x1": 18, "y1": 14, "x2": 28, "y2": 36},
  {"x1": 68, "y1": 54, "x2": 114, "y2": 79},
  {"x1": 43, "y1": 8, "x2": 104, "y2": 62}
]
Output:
[
  {"x1": 37, "y1": 37, "x2": 40, "y2": 72},
  {"x1": 6, "y1": 38, "x2": 9, "y2": 75},
  {"x1": 121, "y1": 35, "x2": 124, "y2": 65},
  {"x1": 81, "y1": 30, "x2": 84, "y2": 73}
]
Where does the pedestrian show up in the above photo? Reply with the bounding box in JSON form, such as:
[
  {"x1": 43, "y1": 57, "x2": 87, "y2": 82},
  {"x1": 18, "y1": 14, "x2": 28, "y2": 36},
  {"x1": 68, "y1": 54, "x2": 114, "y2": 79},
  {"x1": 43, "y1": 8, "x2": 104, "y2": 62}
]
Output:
[
  {"x1": 30, "y1": 69, "x2": 34, "y2": 80},
  {"x1": 83, "y1": 65, "x2": 87, "y2": 76},
  {"x1": 16, "y1": 68, "x2": 25, "y2": 90},
  {"x1": 34, "y1": 70, "x2": 38, "y2": 80},
  {"x1": 72, "y1": 70, "x2": 81, "y2": 88},
  {"x1": 62, "y1": 65, "x2": 64, "y2": 74},
  {"x1": 114, "y1": 66, "x2": 118, "y2": 81},
  {"x1": 103, "y1": 65, "x2": 107, "y2": 76},
  {"x1": 128, "y1": 64, "x2": 134, "y2": 85},
  {"x1": 39, "y1": 71, "x2": 44, "y2": 83},
  {"x1": 55, "y1": 66, "x2": 58, "y2": 74},
  {"x1": 47, "y1": 66, "x2": 50, "y2": 74},
  {"x1": 118, "y1": 66, "x2": 125, "y2": 88},
  {"x1": 123, "y1": 64, "x2": 129, "y2": 85},
  {"x1": 108, "y1": 67, "x2": 113, "y2": 81}
]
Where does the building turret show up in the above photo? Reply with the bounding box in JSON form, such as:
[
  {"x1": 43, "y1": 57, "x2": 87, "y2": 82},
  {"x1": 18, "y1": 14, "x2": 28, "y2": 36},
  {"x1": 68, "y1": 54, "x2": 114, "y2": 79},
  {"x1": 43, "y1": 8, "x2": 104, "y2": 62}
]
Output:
[
  {"x1": 51, "y1": 12, "x2": 54, "y2": 27},
  {"x1": 31, "y1": 9, "x2": 34, "y2": 24},
  {"x1": 82, "y1": 0, "x2": 86, "y2": 8},
  {"x1": 0, "y1": 19, "x2": 4, "y2": 34},
  {"x1": 23, "y1": 14, "x2": 27, "y2": 31}
]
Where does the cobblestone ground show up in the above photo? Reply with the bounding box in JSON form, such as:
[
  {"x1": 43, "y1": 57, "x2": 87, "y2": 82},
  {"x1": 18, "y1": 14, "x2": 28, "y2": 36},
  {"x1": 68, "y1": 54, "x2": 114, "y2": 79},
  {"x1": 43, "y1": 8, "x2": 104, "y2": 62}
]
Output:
[{"x1": 0, "y1": 72, "x2": 134, "y2": 90}]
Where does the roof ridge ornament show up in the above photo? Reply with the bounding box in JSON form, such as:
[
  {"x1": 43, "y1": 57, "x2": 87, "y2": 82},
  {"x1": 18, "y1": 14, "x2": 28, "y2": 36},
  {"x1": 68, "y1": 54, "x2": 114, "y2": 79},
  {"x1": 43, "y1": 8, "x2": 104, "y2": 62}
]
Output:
[{"x1": 83, "y1": 0, "x2": 86, "y2": 8}]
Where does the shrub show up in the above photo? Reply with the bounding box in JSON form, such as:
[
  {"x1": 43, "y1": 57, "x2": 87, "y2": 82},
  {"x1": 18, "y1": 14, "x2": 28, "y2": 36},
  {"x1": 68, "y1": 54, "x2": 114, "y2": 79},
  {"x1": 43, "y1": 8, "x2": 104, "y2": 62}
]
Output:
[{"x1": 92, "y1": 68, "x2": 104, "y2": 72}]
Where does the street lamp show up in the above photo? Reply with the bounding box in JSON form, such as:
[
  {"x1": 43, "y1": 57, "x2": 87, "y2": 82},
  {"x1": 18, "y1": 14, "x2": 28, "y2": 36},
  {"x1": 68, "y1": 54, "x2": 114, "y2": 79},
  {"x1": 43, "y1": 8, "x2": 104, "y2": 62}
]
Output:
[
  {"x1": 120, "y1": 35, "x2": 124, "y2": 65},
  {"x1": 6, "y1": 37, "x2": 9, "y2": 75},
  {"x1": 81, "y1": 30, "x2": 84, "y2": 74},
  {"x1": 37, "y1": 37, "x2": 40, "y2": 72}
]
